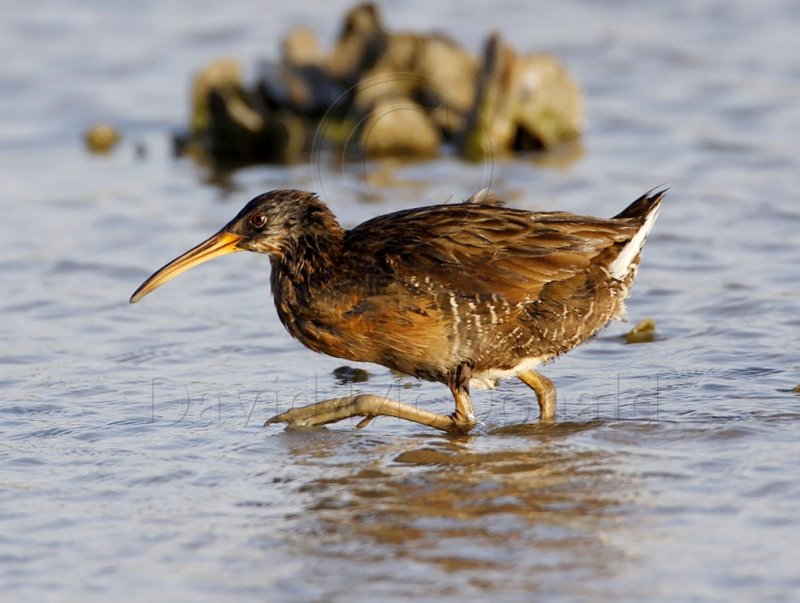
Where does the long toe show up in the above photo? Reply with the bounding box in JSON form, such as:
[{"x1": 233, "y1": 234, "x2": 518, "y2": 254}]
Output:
[{"x1": 264, "y1": 405, "x2": 337, "y2": 429}]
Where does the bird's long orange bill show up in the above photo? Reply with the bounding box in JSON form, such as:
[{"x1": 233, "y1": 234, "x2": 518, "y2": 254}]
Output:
[{"x1": 130, "y1": 231, "x2": 244, "y2": 303}]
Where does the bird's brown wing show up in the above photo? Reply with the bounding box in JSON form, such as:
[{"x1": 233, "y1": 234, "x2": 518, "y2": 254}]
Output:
[{"x1": 344, "y1": 203, "x2": 642, "y2": 303}]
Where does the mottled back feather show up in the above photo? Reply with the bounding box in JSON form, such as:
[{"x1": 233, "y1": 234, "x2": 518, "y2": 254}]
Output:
[{"x1": 343, "y1": 204, "x2": 641, "y2": 301}]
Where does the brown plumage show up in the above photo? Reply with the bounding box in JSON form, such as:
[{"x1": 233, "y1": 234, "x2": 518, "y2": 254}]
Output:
[{"x1": 130, "y1": 188, "x2": 665, "y2": 433}]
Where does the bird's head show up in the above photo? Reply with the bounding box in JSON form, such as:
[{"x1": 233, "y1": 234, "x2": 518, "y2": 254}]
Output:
[{"x1": 130, "y1": 189, "x2": 335, "y2": 303}]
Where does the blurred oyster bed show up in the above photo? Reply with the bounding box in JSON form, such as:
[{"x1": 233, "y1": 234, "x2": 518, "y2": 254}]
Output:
[{"x1": 175, "y1": 2, "x2": 582, "y2": 166}]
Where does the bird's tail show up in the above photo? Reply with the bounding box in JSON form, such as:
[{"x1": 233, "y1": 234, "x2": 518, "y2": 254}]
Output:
[
  {"x1": 614, "y1": 188, "x2": 668, "y2": 220},
  {"x1": 607, "y1": 188, "x2": 667, "y2": 280}
]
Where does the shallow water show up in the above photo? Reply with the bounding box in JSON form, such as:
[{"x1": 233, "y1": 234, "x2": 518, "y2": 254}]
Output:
[{"x1": 2, "y1": 0, "x2": 800, "y2": 601}]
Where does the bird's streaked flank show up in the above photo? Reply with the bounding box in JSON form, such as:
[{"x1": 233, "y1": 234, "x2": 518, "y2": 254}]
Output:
[{"x1": 131, "y1": 188, "x2": 665, "y2": 433}]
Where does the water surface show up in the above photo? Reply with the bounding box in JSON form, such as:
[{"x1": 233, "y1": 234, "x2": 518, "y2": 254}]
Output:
[{"x1": 2, "y1": 0, "x2": 799, "y2": 601}]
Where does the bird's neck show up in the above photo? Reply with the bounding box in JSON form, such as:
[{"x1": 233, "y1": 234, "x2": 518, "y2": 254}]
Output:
[{"x1": 269, "y1": 208, "x2": 345, "y2": 303}]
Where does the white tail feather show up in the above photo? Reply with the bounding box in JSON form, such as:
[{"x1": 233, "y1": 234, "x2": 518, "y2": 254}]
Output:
[{"x1": 608, "y1": 204, "x2": 661, "y2": 280}]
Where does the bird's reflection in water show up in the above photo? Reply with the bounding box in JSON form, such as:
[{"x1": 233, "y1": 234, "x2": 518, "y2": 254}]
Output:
[{"x1": 269, "y1": 421, "x2": 640, "y2": 599}]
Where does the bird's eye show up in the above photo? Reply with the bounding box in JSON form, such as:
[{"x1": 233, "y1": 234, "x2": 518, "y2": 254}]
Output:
[{"x1": 249, "y1": 212, "x2": 267, "y2": 228}]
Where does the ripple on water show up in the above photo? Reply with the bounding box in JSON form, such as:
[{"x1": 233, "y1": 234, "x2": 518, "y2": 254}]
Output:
[{"x1": 109, "y1": 344, "x2": 184, "y2": 365}]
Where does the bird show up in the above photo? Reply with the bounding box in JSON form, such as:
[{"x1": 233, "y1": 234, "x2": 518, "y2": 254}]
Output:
[{"x1": 130, "y1": 187, "x2": 665, "y2": 433}]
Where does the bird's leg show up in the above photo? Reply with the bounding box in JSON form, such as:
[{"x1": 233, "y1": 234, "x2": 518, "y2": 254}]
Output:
[
  {"x1": 448, "y1": 384, "x2": 477, "y2": 432},
  {"x1": 265, "y1": 386, "x2": 477, "y2": 434},
  {"x1": 517, "y1": 370, "x2": 557, "y2": 422}
]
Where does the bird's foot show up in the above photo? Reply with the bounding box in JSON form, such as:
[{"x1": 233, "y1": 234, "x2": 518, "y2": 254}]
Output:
[
  {"x1": 265, "y1": 393, "x2": 475, "y2": 433},
  {"x1": 265, "y1": 395, "x2": 379, "y2": 429}
]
